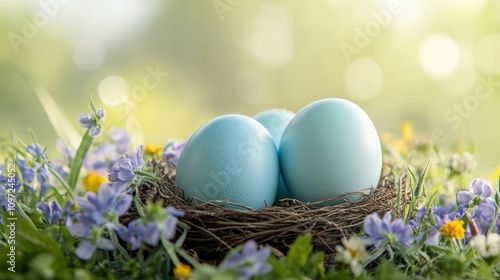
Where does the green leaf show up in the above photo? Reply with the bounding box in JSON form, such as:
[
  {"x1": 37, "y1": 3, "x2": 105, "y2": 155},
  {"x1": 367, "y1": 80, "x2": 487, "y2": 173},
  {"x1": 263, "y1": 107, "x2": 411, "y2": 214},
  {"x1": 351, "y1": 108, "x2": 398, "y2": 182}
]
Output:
[
  {"x1": 286, "y1": 234, "x2": 313, "y2": 268},
  {"x1": 67, "y1": 131, "x2": 94, "y2": 191},
  {"x1": 189, "y1": 265, "x2": 237, "y2": 280},
  {"x1": 405, "y1": 161, "x2": 430, "y2": 222},
  {"x1": 325, "y1": 268, "x2": 355, "y2": 280},
  {"x1": 374, "y1": 261, "x2": 410, "y2": 280},
  {"x1": 0, "y1": 213, "x2": 75, "y2": 279}
]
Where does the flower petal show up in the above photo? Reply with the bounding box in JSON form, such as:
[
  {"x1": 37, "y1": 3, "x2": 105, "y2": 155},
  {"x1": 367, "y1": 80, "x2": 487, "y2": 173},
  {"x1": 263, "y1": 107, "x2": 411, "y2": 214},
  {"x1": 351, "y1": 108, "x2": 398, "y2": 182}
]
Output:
[
  {"x1": 97, "y1": 184, "x2": 117, "y2": 209},
  {"x1": 108, "y1": 170, "x2": 119, "y2": 182},
  {"x1": 78, "y1": 115, "x2": 92, "y2": 128},
  {"x1": 96, "y1": 238, "x2": 115, "y2": 250},
  {"x1": 143, "y1": 224, "x2": 160, "y2": 246},
  {"x1": 457, "y1": 191, "x2": 473, "y2": 205},
  {"x1": 166, "y1": 206, "x2": 185, "y2": 218},
  {"x1": 363, "y1": 213, "x2": 382, "y2": 237},
  {"x1": 89, "y1": 126, "x2": 101, "y2": 137},
  {"x1": 425, "y1": 228, "x2": 440, "y2": 246},
  {"x1": 163, "y1": 217, "x2": 178, "y2": 240},
  {"x1": 114, "y1": 194, "x2": 133, "y2": 216},
  {"x1": 477, "y1": 203, "x2": 496, "y2": 220},
  {"x1": 36, "y1": 202, "x2": 51, "y2": 218},
  {"x1": 117, "y1": 169, "x2": 135, "y2": 182},
  {"x1": 75, "y1": 241, "x2": 96, "y2": 260},
  {"x1": 75, "y1": 197, "x2": 97, "y2": 214},
  {"x1": 116, "y1": 224, "x2": 131, "y2": 241}
]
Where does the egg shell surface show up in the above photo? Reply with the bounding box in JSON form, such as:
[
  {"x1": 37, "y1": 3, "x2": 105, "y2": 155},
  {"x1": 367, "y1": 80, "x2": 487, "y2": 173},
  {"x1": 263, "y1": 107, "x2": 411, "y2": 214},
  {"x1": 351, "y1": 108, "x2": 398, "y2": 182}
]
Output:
[
  {"x1": 253, "y1": 109, "x2": 295, "y2": 201},
  {"x1": 279, "y1": 98, "x2": 382, "y2": 205},
  {"x1": 176, "y1": 114, "x2": 279, "y2": 210}
]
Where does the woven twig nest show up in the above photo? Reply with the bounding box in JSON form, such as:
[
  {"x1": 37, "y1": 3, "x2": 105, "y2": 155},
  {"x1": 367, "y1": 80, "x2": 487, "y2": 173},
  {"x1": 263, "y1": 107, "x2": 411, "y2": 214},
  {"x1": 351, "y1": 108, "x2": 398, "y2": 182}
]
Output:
[{"x1": 121, "y1": 161, "x2": 411, "y2": 263}]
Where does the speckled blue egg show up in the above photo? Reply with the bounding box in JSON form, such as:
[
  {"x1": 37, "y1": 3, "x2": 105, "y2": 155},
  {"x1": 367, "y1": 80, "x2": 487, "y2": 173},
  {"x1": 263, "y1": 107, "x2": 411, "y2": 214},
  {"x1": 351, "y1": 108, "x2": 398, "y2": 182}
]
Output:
[
  {"x1": 253, "y1": 109, "x2": 295, "y2": 201},
  {"x1": 176, "y1": 114, "x2": 279, "y2": 210},
  {"x1": 279, "y1": 98, "x2": 382, "y2": 205}
]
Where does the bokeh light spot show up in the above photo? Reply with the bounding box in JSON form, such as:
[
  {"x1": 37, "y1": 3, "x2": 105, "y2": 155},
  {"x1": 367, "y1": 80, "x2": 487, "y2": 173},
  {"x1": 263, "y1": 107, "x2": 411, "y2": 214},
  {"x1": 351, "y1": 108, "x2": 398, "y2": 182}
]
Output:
[
  {"x1": 475, "y1": 33, "x2": 500, "y2": 75},
  {"x1": 98, "y1": 75, "x2": 130, "y2": 107},
  {"x1": 419, "y1": 33, "x2": 460, "y2": 79},
  {"x1": 245, "y1": 3, "x2": 294, "y2": 68},
  {"x1": 440, "y1": 50, "x2": 477, "y2": 96},
  {"x1": 73, "y1": 39, "x2": 106, "y2": 70},
  {"x1": 344, "y1": 58, "x2": 384, "y2": 100}
]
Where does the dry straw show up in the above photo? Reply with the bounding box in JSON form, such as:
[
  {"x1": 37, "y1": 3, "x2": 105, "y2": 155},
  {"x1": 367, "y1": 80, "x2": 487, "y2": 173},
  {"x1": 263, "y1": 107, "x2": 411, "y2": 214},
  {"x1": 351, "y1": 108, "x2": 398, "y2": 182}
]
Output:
[{"x1": 122, "y1": 160, "x2": 411, "y2": 263}]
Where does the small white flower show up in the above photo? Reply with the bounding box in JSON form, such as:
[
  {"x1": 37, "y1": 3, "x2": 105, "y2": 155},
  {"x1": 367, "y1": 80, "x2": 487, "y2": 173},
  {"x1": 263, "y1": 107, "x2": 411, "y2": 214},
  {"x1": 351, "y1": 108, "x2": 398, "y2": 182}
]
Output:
[
  {"x1": 471, "y1": 233, "x2": 500, "y2": 259},
  {"x1": 449, "y1": 152, "x2": 476, "y2": 173},
  {"x1": 335, "y1": 236, "x2": 369, "y2": 277}
]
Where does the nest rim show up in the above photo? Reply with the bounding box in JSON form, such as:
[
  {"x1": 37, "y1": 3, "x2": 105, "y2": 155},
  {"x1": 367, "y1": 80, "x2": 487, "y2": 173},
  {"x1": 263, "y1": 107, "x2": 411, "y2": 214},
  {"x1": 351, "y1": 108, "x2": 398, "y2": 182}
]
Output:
[{"x1": 121, "y1": 161, "x2": 411, "y2": 263}]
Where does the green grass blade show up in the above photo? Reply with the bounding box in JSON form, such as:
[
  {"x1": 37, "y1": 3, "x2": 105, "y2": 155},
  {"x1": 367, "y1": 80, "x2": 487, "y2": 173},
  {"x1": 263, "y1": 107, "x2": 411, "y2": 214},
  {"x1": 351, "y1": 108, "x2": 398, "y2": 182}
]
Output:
[
  {"x1": 67, "y1": 131, "x2": 94, "y2": 191},
  {"x1": 34, "y1": 86, "x2": 81, "y2": 150},
  {"x1": 4, "y1": 62, "x2": 81, "y2": 150},
  {"x1": 405, "y1": 161, "x2": 430, "y2": 222}
]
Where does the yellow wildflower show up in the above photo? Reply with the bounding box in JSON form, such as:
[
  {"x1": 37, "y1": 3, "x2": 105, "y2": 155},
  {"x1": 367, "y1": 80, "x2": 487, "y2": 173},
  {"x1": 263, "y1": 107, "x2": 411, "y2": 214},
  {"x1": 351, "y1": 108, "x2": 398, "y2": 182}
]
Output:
[
  {"x1": 395, "y1": 139, "x2": 408, "y2": 157},
  {"x1": 83, "y1": 172, "x2": 107, "y2": 193},
  {"x1": 174, "y1": 263, "x2": 192, "y2": 279},
  {"x1": 144, "y1": 144, "x2": 162, "y2": 156},
  {"x1": 440, "y1": 219, "x2": 465, "y2": 240},
  {"x1": 401, "y1": 122, "x2": 413, "y2": 142}
]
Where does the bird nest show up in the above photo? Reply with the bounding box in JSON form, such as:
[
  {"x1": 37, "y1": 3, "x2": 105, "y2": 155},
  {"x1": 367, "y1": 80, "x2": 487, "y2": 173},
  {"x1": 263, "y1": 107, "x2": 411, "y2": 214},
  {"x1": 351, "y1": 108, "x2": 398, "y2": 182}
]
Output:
[{"x1": 121, "y1": 160, "x2": 411, "y2": 263}]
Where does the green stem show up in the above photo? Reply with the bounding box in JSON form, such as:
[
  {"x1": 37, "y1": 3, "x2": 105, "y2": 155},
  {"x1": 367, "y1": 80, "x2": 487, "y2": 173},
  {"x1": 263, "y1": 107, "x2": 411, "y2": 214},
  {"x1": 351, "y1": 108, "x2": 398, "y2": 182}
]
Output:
[
  {"x1": 110, "y1": 230, "x2": 131, "y2": 261},
  {"x1": 47, "y1": 165, "x2": 75, "y2": 201},
  {"x1": 15, "y1": 200, "x2": 36, "y2": 228},
  {"x1": 488, "y1": 197, "x2": 499, "y2": 234},
  {"x1": 363, "y1": 243, "x2": 387, "y2": 268},
  {"x1": 161, "y1": 236, "x2": 180, "y2": 266},
  {"x1": 134, "y1": 170, "x2": 161, "y2": 181},
  {"x1": 416, "y1": 185, "x2": 441, "y2": 235},
  {"x1": 137, "y1": 246, "x2": 145, "y2": 264},
  {"x1": 134, "y1": 192, "x2": 145, "y2": 217},
  {"x1": 175, "y1": 246, "x2": 199, "y2": 268},
  {"x1": 405, "y1": 162, "x2": 430, "y2": 222},
  {"x1": 67, "y1": 131, "x2": 94, "y2": 191}
]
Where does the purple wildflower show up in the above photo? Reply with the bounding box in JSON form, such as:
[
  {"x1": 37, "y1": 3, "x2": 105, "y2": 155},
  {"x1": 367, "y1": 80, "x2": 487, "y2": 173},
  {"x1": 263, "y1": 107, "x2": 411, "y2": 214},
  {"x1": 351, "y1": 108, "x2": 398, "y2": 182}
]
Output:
[
  {"x1": 108, "y1": 146, "x2": 145, "y2": 192},
  {"x1": 83, "y1": 130, "x2": 131, "y2": 176},
  {"x1": 421, "y1": 205, "x2": 465, "y2": 246},
  {"x1": 67, "y1": 184, "x2": 132, "y2": 237},
  {"x1": 79, "y1": 109, "x2": 105, "y2": 137},
  {"x1": 26, "y1": 144, "x2": 48, "y2": 161},
  {"x1": 0, "y1": 188, "x2": 7, "y2": 212},
  {"x1": 68, "y1": 184, "x2": 131, "y2": 260},
  {"x1": 163, "y1": 140, "x2": 186, "y2": 168},
  {"x1": 17, "y1": 156, "x2": 50, "y2": 197},
  {"x1": 84, "y1": 144, "x2": 119, "y2": 175},
  {"x1": 142, "y1": 205, "x2": 184, "y2": 246},
  {"x1": 75, "y1": 238, "x2": 115, "y2": 260},
  {"x1": 37, "y1": 200, "x2": 75, "y2": 224},
  {"x1": 116, "y1": 220, "x2": 145, "y2": 251},
  {"x1": 18, "y1": 157, "x2": 35, "y2": 183},
  {"x1": 363, "y1": 212, "x2": 414, "y2": 248},
  {"x1": 457, "y1": 179, "x2": 493, "y2": 205},
  {"x1": 220, "y1": 240, "x2": 272, "y2": 280},
  {"x1": 37, "y1": 201, "x2": 62, "y2": 224},
  {"x1": 457, "y1": 179, "x2": 496, "y2": 234},
  {"x1": 0, "y1": 166, "x2": 21, "y2": 210}
]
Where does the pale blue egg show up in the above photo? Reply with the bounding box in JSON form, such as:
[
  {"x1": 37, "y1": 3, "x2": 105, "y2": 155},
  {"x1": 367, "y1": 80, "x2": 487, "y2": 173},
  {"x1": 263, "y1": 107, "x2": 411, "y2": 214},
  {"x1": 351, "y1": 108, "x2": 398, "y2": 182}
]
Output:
[
  {"x1": 253, "y1": 109, "x2": 295, "y2": 201},
  {"x1": 176, "y1": 114, "x2": 279, "y2": 210},
  {"x1": 279, "y1": 98, "x2": 382, "y2": 206}
]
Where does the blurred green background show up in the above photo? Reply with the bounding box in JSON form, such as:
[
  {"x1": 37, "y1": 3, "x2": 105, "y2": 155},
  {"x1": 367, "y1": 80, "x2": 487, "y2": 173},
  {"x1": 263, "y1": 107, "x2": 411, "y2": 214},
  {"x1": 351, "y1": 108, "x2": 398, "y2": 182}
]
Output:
[{"x1": 0, "y1": 0, "x2": 499, "y2": 175}]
